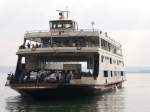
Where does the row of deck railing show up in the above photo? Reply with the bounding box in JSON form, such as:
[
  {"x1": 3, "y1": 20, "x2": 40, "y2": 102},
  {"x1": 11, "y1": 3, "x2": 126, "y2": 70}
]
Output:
[
  {"x1": 25, "y1": 29, "x2": 99, "y2": 33},
  {"x1": 19, "y1": 43, "x2": 100, "y2": 50}
]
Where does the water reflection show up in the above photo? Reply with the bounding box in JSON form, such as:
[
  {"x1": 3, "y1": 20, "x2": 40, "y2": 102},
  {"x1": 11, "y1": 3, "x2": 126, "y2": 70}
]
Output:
[{"x1": 5, "y1": 89, "x2": 126, "y2": 112}]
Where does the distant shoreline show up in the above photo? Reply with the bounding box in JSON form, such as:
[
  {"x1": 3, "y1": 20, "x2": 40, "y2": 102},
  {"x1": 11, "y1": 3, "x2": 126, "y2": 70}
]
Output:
[
  {"x1": 125, "y1": 66, "x2": 150, "y2": 74},
  {"x1": 125, "y1": 71, "x2": 150, "y2": 74}
]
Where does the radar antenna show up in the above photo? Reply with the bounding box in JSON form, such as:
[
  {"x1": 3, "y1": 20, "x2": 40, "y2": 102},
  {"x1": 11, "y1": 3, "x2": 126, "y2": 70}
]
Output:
[{"x1": 56, "y1": 9, "x2": 70, "y2": 20}]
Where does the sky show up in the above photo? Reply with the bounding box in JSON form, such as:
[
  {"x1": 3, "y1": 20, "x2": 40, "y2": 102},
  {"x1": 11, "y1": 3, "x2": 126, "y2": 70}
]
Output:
[{"x1": 0, "y1": 0, "x2": 150, "y2": 67}]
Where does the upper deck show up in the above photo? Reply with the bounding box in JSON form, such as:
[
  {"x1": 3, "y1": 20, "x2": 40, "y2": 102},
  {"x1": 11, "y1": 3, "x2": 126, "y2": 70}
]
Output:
[
  {"x1": 17, "y1": 11, "x2": 123, "y2": 57},
  {"x1": 18, "y1": 28, "x2": 123, "y2": 56}
]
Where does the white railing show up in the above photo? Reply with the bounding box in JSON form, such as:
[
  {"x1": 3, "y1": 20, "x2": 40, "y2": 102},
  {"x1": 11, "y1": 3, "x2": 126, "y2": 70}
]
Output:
[
  {"x1": 79, "y1": 29, "x2": 99, "y2": 32},
  {"x1": 25, "y1": 30, "x2": 49, "y2": 33},
  {"x1": 25, "y1": 29, "x2": 99, "y2": 34}
]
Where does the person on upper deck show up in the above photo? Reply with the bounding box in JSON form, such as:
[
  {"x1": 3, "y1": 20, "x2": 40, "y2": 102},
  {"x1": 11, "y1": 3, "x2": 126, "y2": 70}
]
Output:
[
  {"x1": 32, "y1": 44, "x2": 35, "y2": 48},
  {"x1": 27, "y1": 42, "x2": 30, "y2": 48},
  {"x1": 36, "y1": 43, "x2": 38, "y2": 48}
]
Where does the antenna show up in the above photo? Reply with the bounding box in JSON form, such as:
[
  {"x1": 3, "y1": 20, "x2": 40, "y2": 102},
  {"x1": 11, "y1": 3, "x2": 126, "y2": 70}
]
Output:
[
  {"x1": 66, "y1": 6, "x2": 69, "y2": 19},
  {"x1": 91, "y1": 21, "x2": 95, "y2": 31}
]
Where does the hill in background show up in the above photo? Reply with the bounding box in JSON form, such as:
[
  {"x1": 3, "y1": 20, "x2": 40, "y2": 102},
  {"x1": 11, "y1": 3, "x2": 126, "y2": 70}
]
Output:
[{"x1": 125, "y1": 67, "x2": 150, "y2": 73}]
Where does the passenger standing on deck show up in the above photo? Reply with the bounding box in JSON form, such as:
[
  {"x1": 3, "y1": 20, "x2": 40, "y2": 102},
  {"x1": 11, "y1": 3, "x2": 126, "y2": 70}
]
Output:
[
  {"x1": 36, "y1": 43, "x2": 38, "y2": 48},
  {"x1": 56, "y1": 71, "x2": 59, "y2": 82},
  {"x1": 58, "y1": 72, "x2": 62, "y2": 81},
  {"x1": 66, "y1": 71, "x2": 72, "y2": 83},
  {"x1": 64, "y1": 70, "x2": 68, "y2": 83},
  {"x1": 32, "y1": 44, "x2": 35, "y2": 48},
  {"x1": 70, "y1": 71, "x2": 73, "y2": 79},
  {"x1": 36, "y1": 73, "x2": 40, "y2": 86},
  {"x1": 27, "y1": 42, "x2": 30, "y2": 48},
  {"x1": 39, "y1": 44, "x2": 41, "y2": 48}
]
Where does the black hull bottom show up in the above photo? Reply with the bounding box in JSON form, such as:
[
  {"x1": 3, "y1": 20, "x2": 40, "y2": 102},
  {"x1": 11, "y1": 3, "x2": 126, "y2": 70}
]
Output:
[{"x1": 11, "y1": 82, "x2": 123, "y2": 98}]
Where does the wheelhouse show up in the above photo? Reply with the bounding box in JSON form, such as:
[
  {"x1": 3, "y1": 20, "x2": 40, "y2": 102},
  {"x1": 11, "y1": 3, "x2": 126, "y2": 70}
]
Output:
[{"x1": 49, "y1": 20, "x2": 77, "y2": 30}]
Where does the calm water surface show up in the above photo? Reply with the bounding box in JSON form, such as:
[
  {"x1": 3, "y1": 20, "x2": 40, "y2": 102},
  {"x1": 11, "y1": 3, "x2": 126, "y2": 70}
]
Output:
[{"x1": 1, "y1": 73, "x2": 150, "y2": 112}]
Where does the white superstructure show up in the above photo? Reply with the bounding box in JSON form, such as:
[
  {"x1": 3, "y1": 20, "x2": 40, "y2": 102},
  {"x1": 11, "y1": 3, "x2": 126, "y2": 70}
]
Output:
[{"x1": 13, "y1": 10, "x2": 125, "y2": 87}]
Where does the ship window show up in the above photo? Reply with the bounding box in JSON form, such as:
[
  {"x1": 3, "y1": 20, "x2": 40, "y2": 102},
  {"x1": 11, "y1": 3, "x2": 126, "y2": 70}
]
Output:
[
  {"x1": 104, "y1": 71, "x2": 108, "y2": 77},
  {"x1": 53, "y1": 24, "x2": 56, "y2": 29},
  {"x1": 51, "y1": 36, "x2": 99, "y2": 47},
  {"x1": 100, "y1": 38, "x2": 122, "y2": 56},
  {"x1": 101, "y1": 55, "x2": 104, "y2": 62},
  {"x1": 110, "y1": 71, "x2": 113, "y2": 77},
  {"x1": 121, "y1": 71, "x2": 124, "y2": 76},
  {"x1": 110, "y1": 58, "x2": 112, "y2": 64},
  {"x1": 21, "y1": 57, "x2": 25, "y2": 64},
  {"x1": 108, "y1": 42, "x2": 111, "y2": 51},
  {"x1": 57, "y1": 24, "x2": 62, "y2": 28},
  {"x1": 101, "y1": 39, "x2": 107, "y2": 48},
  {"x1": 114, "y1": 47, "x2": 117, "y2": 54},
  {"x1": 21, "y1": 57, "x2": 26, "y2": 69},
  {"x1": 65, "y1": 24, "x2": 72, "y2": 28}
]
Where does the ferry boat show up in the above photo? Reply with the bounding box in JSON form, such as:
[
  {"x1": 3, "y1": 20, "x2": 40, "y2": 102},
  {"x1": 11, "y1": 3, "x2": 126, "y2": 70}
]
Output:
[{"x1": 6, "y1": 10, "x2": 125, "y2": 97}]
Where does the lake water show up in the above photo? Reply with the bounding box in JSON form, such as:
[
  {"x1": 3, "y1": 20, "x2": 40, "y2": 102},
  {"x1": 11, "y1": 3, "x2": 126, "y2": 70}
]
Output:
[{"x1": 1, "y1": 73, "x2": 150, "y2": 112}]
